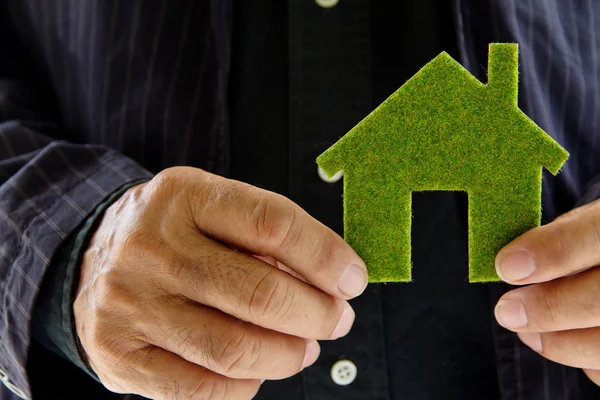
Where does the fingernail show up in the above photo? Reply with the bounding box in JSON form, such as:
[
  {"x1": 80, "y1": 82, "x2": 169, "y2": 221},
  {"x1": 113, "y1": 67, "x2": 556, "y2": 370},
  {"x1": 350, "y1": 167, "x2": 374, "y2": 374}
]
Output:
[
  {"x1": 519, "y1": 332, "x2": 543, "y2": 352},
  {"x1": 338, "y1": 264, "x2": 368, "y2": 298},
  {"x1": 331, "y1": 305, "x2": 355, "y2": 339},
  {"x1": 495, "y1": 299, "x2": 528, "y2": 328},
  {"x1": 301, "y1": 341, "x2": 321, "y2": 369},
  {"x1": 497, "y1": 251, "x2": 536, "y2": 281}
]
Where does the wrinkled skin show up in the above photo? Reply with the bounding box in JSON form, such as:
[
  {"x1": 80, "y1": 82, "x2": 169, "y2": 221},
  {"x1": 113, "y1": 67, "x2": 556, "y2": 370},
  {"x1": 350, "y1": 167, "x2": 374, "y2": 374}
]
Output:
[
  {"x1": 495, "y1": 197, "x2": 600, "y2": 386},
  {"x1": 74, "y1": 167, "x2": 368, "y2": 400}
]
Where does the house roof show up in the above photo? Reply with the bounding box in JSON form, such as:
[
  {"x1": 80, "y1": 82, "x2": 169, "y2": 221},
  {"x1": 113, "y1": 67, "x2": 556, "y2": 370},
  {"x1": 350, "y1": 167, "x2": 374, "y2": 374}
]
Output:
[
  {"x1": 315, "y1": 44, "x2": 570, "y2": 284},
  {"x1": 317, "y1": 44, "x2": 569, "y2": 183}
]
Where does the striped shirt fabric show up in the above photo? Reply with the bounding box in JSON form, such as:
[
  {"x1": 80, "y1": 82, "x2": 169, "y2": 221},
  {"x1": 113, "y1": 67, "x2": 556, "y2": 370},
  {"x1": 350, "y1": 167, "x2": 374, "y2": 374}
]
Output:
[{"x1": 1, "y1": 1, "x2": 600, "y2": 399}]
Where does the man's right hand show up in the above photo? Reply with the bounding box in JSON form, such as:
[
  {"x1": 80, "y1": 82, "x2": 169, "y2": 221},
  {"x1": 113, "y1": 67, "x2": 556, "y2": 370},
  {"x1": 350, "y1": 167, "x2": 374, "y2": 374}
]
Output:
[{"x1": 73, "y1": 167, "x2": 368, "y2": 400}]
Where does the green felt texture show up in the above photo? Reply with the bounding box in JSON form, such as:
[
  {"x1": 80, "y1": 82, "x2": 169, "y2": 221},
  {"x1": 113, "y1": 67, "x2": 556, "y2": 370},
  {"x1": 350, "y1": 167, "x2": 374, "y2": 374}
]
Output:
[{"x1": 317, "y1": 43, "x2": 569, "y2": 283}]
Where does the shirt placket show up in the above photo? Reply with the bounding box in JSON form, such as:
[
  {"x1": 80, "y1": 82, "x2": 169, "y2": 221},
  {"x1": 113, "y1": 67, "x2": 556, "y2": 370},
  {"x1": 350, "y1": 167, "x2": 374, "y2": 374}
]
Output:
[{"x1": 287, "y1": 1, "x2": 390, "y2": 399}]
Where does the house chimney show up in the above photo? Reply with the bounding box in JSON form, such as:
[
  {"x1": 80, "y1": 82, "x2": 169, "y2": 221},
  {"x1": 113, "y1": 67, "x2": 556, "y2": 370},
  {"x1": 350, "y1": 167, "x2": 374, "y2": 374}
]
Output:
[{"x1": 488, "y1": 43, "x2": 519, "y2": 104}]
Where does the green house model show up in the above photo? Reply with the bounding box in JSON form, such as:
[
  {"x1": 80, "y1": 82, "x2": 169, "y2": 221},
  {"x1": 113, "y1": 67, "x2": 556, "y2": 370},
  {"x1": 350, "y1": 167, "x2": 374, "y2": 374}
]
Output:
[{"x1": 317, "y1": 43, "x2": 569, "y2": 283}]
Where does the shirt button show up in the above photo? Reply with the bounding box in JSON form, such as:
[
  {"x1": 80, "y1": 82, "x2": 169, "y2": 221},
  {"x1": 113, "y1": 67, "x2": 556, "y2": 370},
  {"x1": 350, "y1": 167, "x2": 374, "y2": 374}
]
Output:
[
  {"x1": 318, "y1": 166, "x2": 343, "y2": 183},
  {"x1": 315, "y1": 0, "x2": 339, "y2": 8},
  {"x1": 330, "y1": 359, "x2": 357, "y2": 386},
  {"x1": 0, "y1": 367, "x2": 28, "y2": 399}
]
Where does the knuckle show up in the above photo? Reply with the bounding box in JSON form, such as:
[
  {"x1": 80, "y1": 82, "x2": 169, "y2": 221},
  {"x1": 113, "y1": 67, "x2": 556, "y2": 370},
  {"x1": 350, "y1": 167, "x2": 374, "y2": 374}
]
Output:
[
  {"x1": 533, "y1": 288, "x2": 561, "y2": 331},
  {"x1": 103, "y1": 349, "x2": 156, "y2": 394},
  {"x1": 152, "y1": 167, "x2": 187, "y2": 193},
  {"x1": 248, "y1": 194, "x2": 304, "y2": 254},
  {"x1": 146, "y1": 175, "x2": 182, "y2": 206},
  {"x1": 310, "y1": 236, "x2": 336, "y2": 268},
  {"x1": 191, "y1": 178, "x2": 248, "y2": 228},
  {"x1": 544, "y1": 213, "x2": 600, "y2": 272},
  {"x1": 210, "y1": 332, "x2": 262, "y2": 376},
  {"x1": 89, "y1": 320, "x2": 135, "y2": 360},
  {"x1": 195, "y1": 177, "x2": 242, "y2": 214},
  {"x1": 275, "y1": 207, "x2": 304, "y2": 254},
  {"x1": 127, "y1": 347, "x2": 192, "y2": 400},
  {"x1": 82, "y1": 281, "x2": 145, "y2": 359},
  {"x1": 125, "y1": 346, "x2": 159, "y2": 377},
  {"x1": 249, "y1": 195, "x2": 277, "y2": 244},
  {"x1": 165, "y1": 322, "x2": 200, "y2": 361},
  {"x1": 116, "y1": 228, "x2": 185, "y2": 279},
  {"x1": 189, "y1": 378, "x2": 227, "y2": 400},
  {"x1": 189, "y1": 380, "x2": 216, "y2": 400},
  {"x1": 544, "y1": 226, "x2": 573, "y2": 271},
  {"x1": 118, "y1": 229, "x2": 160, "y2": 262},
  {"x1": 98, "y1": 272, "x2": 143, "y2": 314},
  {"x1": 248, "y1": 271, "x2": 296, "y2": 320},
  {"x1": 276, "y1": 207, "x2": 304, "y2": 253},
  {"x1": 148, "y1": 167, "x2": 199, "y2": 214}
]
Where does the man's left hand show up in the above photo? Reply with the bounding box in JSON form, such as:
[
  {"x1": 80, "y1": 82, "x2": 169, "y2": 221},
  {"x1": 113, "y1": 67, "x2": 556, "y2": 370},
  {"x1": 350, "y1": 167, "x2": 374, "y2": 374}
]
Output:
[{"x1": 495, "y1": 198, "x2": 600, "y2": 385}]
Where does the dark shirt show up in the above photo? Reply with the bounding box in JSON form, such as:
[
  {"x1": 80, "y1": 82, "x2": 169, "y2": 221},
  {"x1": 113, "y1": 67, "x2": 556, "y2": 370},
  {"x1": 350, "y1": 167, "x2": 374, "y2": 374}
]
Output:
[
  {"x1": 231, "y1": 2, "x2": 499, "y2": 400},
  {"x1": 2, "y1": 1, "x2": 600, "y2": 400}
]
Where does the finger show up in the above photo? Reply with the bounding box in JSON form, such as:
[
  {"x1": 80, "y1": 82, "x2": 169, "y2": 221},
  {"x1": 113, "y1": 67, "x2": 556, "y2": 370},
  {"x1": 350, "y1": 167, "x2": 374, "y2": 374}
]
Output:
[
  {"x1": 495, "y1": 199, "x2": 600, "y2": 284},
  {"x1": 252, "y1": 254, "x2": 308, "y2": 283},
  {"x1": 138, "y1": 294, "x2": 320, "y2": 379},
  {"x1": 494, "y1": 268, "x2": 600, "y2": 332},
  {"x1": 185, "y1": 169, "x2": 368, "y2": 299},
  {"x1": 100, "y1": 344, "x2": 259, "y2": 400},
  {"x1": 161, "y1": 236, "x2": 355, "y2": 340},
  {"x1": 517, "y1": 327, "x2": 600, "y2": 370},
  {"x1": 583, "y1": 368, "x2": 600, "y2": 386}
]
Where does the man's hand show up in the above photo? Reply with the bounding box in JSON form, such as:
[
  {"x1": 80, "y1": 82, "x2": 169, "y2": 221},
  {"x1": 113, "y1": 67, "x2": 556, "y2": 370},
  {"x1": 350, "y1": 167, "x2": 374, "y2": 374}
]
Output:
[
  {"x1": 494, "y1": 198, "x2": 600, "y2": 385},
  {"x1": 73, "y1": 167, "x2": 368, "y2": 399}
]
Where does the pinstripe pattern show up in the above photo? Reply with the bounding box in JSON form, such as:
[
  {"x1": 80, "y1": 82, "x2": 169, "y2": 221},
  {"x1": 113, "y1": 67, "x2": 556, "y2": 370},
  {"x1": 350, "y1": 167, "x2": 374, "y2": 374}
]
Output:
[
  {"x1": 0, "y1": 1, "x2": 228, "y2": 398},
  {"x1": 460, "y1": 0, "x2": 600, "y2": 399},
  {"x1": 138, "y1": 0, "x2": 167, "y2": 162},
  {"x1": 161, "y1": 0, "x2": 194, "y2": 166},
  {"x1": 1, "y1": 0, "x2": 600, "y2": 399},
  {"x1": 183, "y1": 28, "x2": 213, "y2": 162},
  {"x1": 587, "y1": 0, "x2": 599, "y2": 160},
  {"x1": 86, "y1": 0, "x2": 97, "y2": 132},
  {"x1": 98, "y1": 2, "x2": 120, "y2": 145},
  {"x1": 116, "y1": 0, "x2": 142, "y2": 150}
]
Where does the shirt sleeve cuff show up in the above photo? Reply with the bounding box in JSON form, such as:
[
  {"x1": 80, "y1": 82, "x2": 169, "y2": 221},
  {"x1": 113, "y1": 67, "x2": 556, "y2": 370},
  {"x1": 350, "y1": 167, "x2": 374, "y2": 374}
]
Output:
[{"x1": 31, "y1": 178, "x2": 151, "y2": 383}]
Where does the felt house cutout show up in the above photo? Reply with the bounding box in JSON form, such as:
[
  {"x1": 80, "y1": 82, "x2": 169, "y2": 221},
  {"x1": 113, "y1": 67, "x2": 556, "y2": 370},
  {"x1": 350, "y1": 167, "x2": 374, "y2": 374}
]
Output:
[{"x1": 317, "y1": 43, "x2": 569, "y2": 283}]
